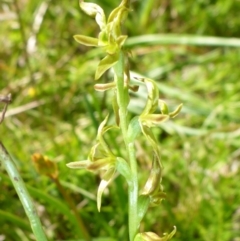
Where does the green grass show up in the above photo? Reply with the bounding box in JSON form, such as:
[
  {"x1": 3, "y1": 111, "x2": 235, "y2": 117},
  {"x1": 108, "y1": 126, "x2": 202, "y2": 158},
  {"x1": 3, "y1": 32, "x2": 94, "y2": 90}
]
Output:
[{"x1": 1, "y1": 0, "x2": 240, "y2": 240}]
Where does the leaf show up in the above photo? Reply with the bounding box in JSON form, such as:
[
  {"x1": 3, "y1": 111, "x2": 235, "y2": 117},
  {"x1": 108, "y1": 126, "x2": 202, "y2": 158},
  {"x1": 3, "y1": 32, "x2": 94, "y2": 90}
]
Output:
[
  {"x1": 97, "y1": 168, "x2": 115, "y2": 211},
  {"x1": 80, "y1": 1, "x2": 106, "y2": 30},
  {"x1": 73, "y1": 35, "x2": 98, "y2": 46},
  {"x1": 127, "y1": 116, "x2": 141, "y2": 142},
  {"x1": 116, "y1": 157, "x2": 133, "y2": 187},
  {"x1": 95, "y1": 53, "x2": 119, "y2": 80},
  {"x1": 137, "y1": 195, "x2": 150, "y2": 224}
]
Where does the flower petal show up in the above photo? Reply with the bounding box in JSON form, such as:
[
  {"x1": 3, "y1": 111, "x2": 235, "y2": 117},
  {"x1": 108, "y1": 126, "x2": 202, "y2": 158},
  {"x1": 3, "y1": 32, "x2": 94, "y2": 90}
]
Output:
[
  {"x1": 169, "y1": 103, "x2": 183, "y2": 118},
  {"x1": 74, "y1": 35, "x2": 98, "y2": 46},
  {"x1": 141, "y1": 153, "x2": 162, "y2": 195},
  {"x1": 66, "y1": 160, "x2": 91, "y2": 169},
  {"x1": 94, "y1": 82, "x2": 116, "y2": 92},
  {"x1": 95, "y1": 53, "x2": 119, "y2": 80},
  {"x1": 80, "y1": 1, "x2": 106, "y2": 30},
  {"x1": 97, "y1": 167, "x2": 115, "y2": 211}
]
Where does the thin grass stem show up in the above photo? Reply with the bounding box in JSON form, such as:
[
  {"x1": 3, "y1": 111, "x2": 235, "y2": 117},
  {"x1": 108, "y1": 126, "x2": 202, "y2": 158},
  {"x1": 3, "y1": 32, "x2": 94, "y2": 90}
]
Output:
[{"x1": 0, "y1": 142, "x2": 48, "y2": 241}]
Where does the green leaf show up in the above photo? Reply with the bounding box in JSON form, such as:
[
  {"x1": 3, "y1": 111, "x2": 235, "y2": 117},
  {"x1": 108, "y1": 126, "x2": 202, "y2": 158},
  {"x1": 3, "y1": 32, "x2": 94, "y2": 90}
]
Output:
[
  {"x1": 116, "y1": 157, "x2": 133, "y2": 187},
  {"x1": 98, "y1": 30, "x2": 109, "y2": 46},
  {"x1": 74, "y1": 35, "x2": 99, "y2": 46},
  {"x1": 97, "y1": 168, "x2": 115, "y2": 211},
  {"x1": 137, "y1": 195, "x2": 150, "y2": 224},
  {"x1": 80, "y1": 1, "x2": 106, "y2": 30},
  {"x1": 127, "y1": 116, "x2": 141, "y2": 142},
  {"x1": 95, "y1": 53, "x2": 119, "y2": 80}
]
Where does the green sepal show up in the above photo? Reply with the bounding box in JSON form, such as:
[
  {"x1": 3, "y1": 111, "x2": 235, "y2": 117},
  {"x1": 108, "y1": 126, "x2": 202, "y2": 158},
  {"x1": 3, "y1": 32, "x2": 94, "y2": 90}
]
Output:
[
  {"x1": 95, "y1": 53, "x2": 119, "y2": 80},
  {"x1": 108, "y1": 5, "x2": 128, "y2": 24},
  {"x1": 87, "y1": 158, "x2": 115, "y2": 171},
  {"x1": 80, "y1": 1, "x2": 106, "y2": 30},
  {"x1": 140, "y1": 114, "x2": 169, "y2": 127},
  {"x1": 141, "y1": 153, "x2": 162, "y2": 196},
  {"x1": 140, "y1": 78, "x2": 159, "y2": 116},
  {"x1": 149, "y1": 191, "x2": 167, "y2": 206},
  {"x1": 66, "y1": 160, "x2": 90, "y2": 169},
  {"x1": 160, "y1": 101, "x2": 169, "y2": 115},
  {"x1": 140, "y1": 125, "x2": 161, "y2": 164},
  {"x1": 73, "y1": 35, "x2": 99, "y2": 46},
  {"x1": 137, "y1": 195, "x2": 150, "y2": 224},
  {"x1": 127, "y1": 116, "x2": 141, "y2": 142},
  {"x1": 97, "y1": 167, "x2": 116, "y2": 212},
  {"x1": 169, "y1": 103, "x2": 183, "y2": 118},
  {"x1": 116, "y1": 35, "x2": 128, "y2": 47},
  {"x1": 116, "y1": 157, "x2": 133, "y2": 187},
  {"x1": 94, "y1": 82, "x2": 116, "y2": 92},
  {"x1": 98, "y1": 30, "x2": 109, "y2": 46}
]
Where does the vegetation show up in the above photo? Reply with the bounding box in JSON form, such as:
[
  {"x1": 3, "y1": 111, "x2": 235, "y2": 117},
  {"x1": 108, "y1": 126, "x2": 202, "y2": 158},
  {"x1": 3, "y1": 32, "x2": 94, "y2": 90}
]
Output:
[{"x1": 1, "y1": 0, "x2": 240, "y2": 240}]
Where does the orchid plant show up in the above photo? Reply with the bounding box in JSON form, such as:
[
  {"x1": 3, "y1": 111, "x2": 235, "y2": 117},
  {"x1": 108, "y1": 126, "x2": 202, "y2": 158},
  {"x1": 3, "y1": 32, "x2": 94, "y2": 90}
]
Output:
[{"x1": 67, "y1": 1, "x2": 182, "y2": 240}]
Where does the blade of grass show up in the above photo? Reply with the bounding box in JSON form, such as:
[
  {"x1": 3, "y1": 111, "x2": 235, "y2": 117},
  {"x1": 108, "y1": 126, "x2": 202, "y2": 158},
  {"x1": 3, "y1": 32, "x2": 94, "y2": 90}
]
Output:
[
  {"x1": 0, "y1": 142, "x2": 48, "y2": 241},
  {"x1": 0, "y1": 172, "x2": 84, "y2": 238},
  {"x1": 126, "y1": 34, "x2": 240, "y2": 48},
  {"x1": 0, "y1": 209, "x2": 31, "y2": 231}
]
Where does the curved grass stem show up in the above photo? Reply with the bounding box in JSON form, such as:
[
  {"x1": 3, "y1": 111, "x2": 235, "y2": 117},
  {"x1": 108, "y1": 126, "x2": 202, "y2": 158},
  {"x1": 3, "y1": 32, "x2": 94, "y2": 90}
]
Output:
[{"x1": 0, "y1": 142, "x2": 48, "y2": 241}]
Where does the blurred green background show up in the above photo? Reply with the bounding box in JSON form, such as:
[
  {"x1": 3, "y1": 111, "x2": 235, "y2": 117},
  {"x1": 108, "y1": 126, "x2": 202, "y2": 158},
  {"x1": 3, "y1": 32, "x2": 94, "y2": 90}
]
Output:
[{"x1": 1, "y1": 0, "x2": 240, "y2": 240}]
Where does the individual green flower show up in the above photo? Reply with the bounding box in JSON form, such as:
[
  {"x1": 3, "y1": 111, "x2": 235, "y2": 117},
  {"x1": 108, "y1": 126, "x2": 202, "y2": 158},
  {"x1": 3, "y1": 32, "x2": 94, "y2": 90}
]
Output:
[
  {"x1": 74, "y1": 0, "x2": 130, "y2": 80},
  {"x1": 67, "y1": 115, "x2": 119, "y2": 211}
]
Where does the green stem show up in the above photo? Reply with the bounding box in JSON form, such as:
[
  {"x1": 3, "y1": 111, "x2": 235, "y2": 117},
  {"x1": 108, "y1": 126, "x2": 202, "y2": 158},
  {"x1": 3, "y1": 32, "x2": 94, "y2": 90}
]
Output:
[
  {"x1": 113, "y1": 51, "x2": 139, "y2": 241},
  {"x1": 0, "y1": 142, "x2": 48, "y2": 241},
  {"x1": 127, "y1": 142, "x2": 139, "y2": 241}
]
